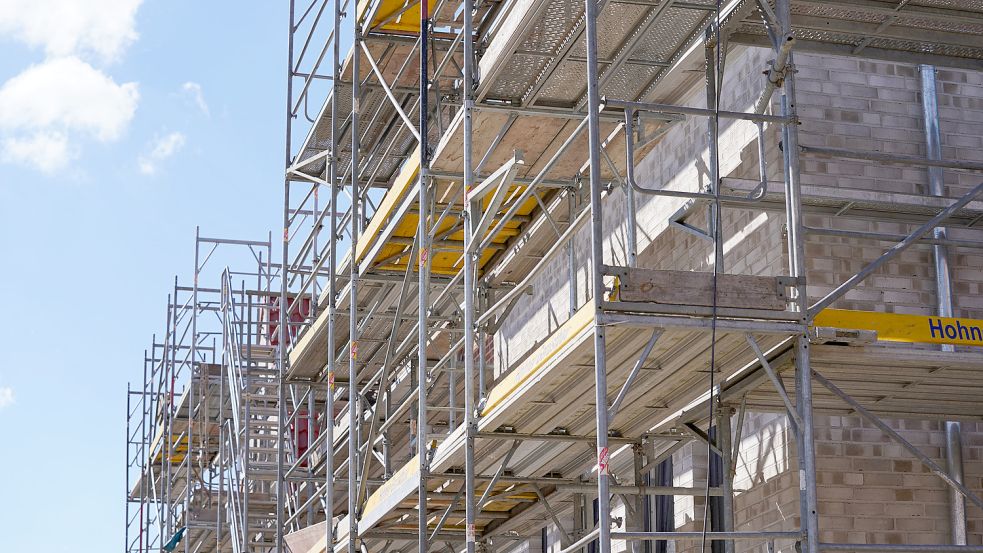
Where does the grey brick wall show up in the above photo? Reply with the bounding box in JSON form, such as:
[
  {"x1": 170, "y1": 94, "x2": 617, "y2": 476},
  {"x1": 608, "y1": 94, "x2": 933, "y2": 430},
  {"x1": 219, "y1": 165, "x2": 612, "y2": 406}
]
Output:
[{"x1": 498, "y1": 47, "x2": 983, "y2": 552}]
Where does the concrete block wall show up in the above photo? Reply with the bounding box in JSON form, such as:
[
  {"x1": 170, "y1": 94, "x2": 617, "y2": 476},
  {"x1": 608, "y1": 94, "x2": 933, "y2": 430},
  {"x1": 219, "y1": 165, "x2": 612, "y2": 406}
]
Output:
[
  {"x1": 492, "y1": 46, "x2": 983, "y2": 402},
  {"x1": 492, "y1": 47, "x2": 983, "y2": 371},
  {"x1": 493, "y1": 45, "x2": 983, "y2": 551},
  {"x1": 634, "y1": 52, "x2": 983, "y2": 319},
  {"x1": 732, "y1": 413, "x2": 798, "y2": 542},
  {"x1": 663, "y1": 415, "x2": 983, "y2": 552},
  {"x1": 791, "y1": 54, "x2": 983, "y2": 319},
  {"x1": 934, "y1": 65, "x2": 983, "y2": 319},
  {"x1": 811, "y1": 416, "x2": 955, "y2": 546},
  {"x1": 530, "y1": 420, "x2": 983, "y2": 553},
  {"x1": 966, "y1": 427, "x2": 983, "y2": 538},
  {"x1": 495, "y1": 45, "x2": 777, "y2": 375}
]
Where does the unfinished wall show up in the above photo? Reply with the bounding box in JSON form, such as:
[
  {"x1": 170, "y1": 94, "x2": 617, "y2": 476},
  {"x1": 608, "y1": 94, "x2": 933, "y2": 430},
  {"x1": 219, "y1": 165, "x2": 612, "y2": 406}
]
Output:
[
  {"x1": 664, "y1": 416, "x2": 983, "y2": 553},
  {"x1": 494, "y1": 47, "x2": 983, "y2": 379},
  {"x1": 498, "y1": 47, "x2": 983, "y2": 553},
  {"x1": 494, "y1": 45, "x2": 778, "y2": 377},
  {"x1": 794, "y1": 54, "x2": 983, "y2": 318}
]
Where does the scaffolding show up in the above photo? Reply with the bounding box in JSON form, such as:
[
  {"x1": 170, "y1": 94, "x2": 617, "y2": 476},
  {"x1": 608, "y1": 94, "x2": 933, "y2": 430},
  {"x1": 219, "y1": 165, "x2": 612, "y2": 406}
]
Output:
[
  {"x1": 126, "y1": 1, "x2": 983, "y2": 553},
  {"x1": 126, "y1": 231, "x2": 281, "y2": 553}
]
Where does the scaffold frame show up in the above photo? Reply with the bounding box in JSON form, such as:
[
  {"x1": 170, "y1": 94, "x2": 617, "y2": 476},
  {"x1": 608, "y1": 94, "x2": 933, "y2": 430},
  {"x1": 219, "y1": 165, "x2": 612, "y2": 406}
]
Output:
[{"x1": 126, "y1": 1, "x2": 983, "y2": 553}]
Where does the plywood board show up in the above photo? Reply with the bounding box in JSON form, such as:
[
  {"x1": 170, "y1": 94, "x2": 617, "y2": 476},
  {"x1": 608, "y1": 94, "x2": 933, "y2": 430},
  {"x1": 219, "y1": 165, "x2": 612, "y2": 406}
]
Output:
[{"x1": 617, "y1": 268, "x2": 787, "y2": 310}]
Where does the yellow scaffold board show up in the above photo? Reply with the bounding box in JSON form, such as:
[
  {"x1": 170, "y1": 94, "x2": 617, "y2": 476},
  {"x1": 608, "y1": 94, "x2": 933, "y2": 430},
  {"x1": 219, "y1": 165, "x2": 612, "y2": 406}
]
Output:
[
  {"x1": 150, "y1": 429, "x2": 189, "y2": 464},
  {"x1": 357, "y1": 0, "x2": 438, "y2": 32},
  {"x1": 354, "y1": 149, "x2": 420, "y2": 265},
  {"x1": 353, "y1": 148, "x2": 535, "y2": 276},
  {"x1": 814, "y1": 309, "x2": 983, "y2": 347}
]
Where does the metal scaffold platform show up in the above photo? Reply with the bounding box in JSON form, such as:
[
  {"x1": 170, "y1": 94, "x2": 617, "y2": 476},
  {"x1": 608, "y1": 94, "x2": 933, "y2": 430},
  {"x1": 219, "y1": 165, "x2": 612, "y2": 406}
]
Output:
[{"x1": 125, "y1": 1, "x2": 983, "y2": 553}]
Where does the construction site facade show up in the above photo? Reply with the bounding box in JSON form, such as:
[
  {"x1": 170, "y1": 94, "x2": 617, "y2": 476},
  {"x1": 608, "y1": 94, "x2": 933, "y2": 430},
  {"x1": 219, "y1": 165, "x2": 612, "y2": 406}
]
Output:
[{"x1": 124, "y1": 2, "x2": 983, "y2": 553}]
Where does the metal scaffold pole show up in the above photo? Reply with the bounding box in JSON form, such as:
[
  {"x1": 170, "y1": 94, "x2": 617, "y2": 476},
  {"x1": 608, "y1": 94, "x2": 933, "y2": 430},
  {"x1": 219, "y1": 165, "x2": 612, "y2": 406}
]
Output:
[
  {"x1": 324, "y1": 0, "x2": 342, "y2": 548},
  {"x1": 166, "y1": 282, "x2": 178, "y2": 544},
  {"x1": 775, "y1": 0, "x2": 819, "y2": 551},
  {"x1": 140, "y1": 353, "x2": 149, "y2": 553},
  {"x1": 417, "y1": 0, "x2": 432, "y2": 549},
  {"x1": 125, "y1": 384, "x2": 132, "y2": 553},
  {"x1": 349, "y1": 10, "x2": 362, "y2": 553},
  {"x1": 188, "y1": 228, "x2": 199, "y2": 553},
  {"x1": 462, "y1": 0, "x2": 477, "y2": 545},
  {"x1": 216, "y1": 282, "x2": 226, "y2": 553},
  {"x1": 583, "y1": 0, "x2": 611, "y2": 551},
  {"x1": 245, "y1": 286, "x2": 254, "y2": 552},
  {"x1": 920, "y1": 63, "x2": 966, "y2": 547},
  {"x1": 278, "y1": 1, "x2": 298, "y2": 551}
]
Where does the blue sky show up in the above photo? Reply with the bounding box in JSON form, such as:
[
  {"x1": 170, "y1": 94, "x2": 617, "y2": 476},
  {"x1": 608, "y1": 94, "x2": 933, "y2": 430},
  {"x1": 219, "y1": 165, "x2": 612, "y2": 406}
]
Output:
[{"x1": 0, "y1": 2, "x2": 287, "y2": 550}]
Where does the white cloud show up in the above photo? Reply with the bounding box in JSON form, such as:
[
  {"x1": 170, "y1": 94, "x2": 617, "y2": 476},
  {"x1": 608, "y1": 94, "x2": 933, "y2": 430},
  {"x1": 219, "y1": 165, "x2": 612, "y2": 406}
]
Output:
[
  {"x1": 181, "y1": 82, "x2": 209, "y2": 116},
  {"x1": 138, "y1": 132, "x2": 186, "y2": 175},
  {"x1": 2, "y1": 131, "x2": 73, "y2": 173},
  {"x1": 0, "y1": 0, "x2": 143, "y2": 174},
  {"x1": 0, "y1": 57, "x2": 138, "y2": 173},
  {"x1": 0, "y1": 0, "x2": 143, "y2": 63},
  {"x1": 0, "y1": 387, "x2": 13, "y2": 409},
  {"x1": 0, "y1": 57, "x2": 139, "y2": 141}
]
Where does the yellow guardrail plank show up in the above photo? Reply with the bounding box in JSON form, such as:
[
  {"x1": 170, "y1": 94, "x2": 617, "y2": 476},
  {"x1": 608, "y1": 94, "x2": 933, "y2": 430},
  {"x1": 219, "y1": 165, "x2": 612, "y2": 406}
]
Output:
[
  {"x1": 814, "y1": 308, "x2": 983, "y2": 347},
  {"x1": 481, "y1": 303, "x2": 595, "y2": 416},
  {"x1": 354, "y1": 150, "x2": 420, "y2": 265}
]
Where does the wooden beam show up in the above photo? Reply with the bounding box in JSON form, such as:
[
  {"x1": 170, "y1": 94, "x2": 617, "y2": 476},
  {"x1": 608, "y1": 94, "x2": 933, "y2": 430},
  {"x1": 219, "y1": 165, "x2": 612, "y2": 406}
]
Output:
[{"x1": 615, "y1": 268, "x2": 787, "y2": 310}]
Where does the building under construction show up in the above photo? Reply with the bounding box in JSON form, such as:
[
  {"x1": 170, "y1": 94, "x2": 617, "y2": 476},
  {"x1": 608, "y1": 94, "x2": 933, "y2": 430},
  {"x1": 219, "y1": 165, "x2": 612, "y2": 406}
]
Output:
[{"x1": 124, "y1": 1, "x2": 983, "y2": 553}]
